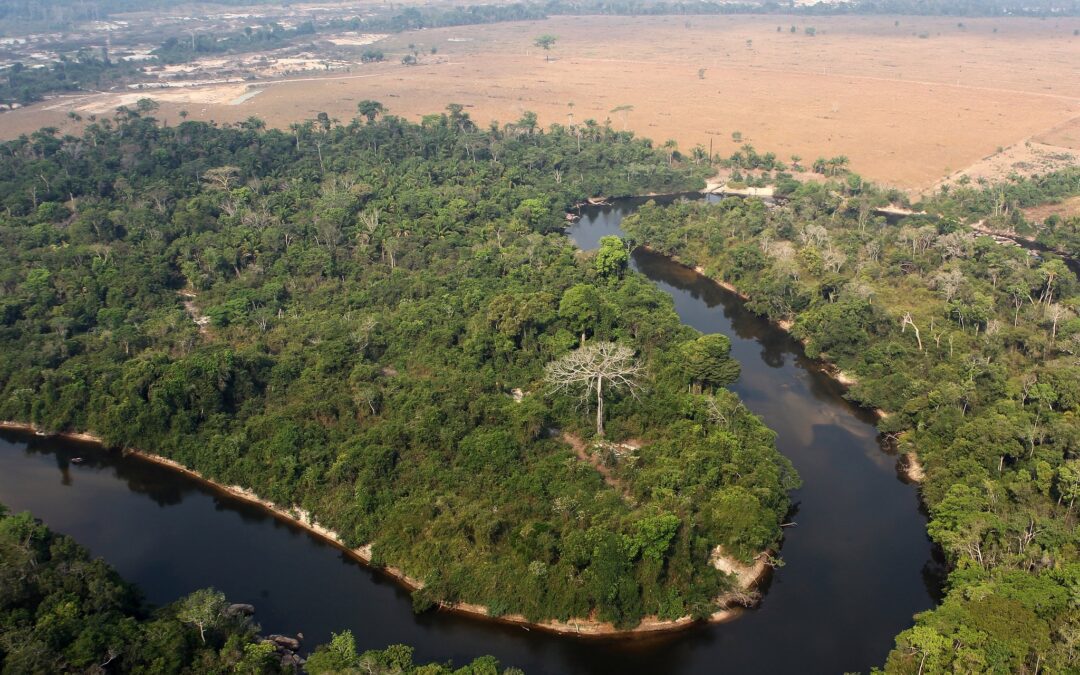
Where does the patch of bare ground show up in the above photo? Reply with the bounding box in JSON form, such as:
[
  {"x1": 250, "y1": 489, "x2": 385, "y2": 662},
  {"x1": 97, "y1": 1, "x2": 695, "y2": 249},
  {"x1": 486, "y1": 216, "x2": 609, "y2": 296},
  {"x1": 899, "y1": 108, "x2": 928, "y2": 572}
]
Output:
[
  {"x1": 709, "y1": 546, "x2": 770, "y2": 603},
  {"x1": 178, "y1": 289, "x2": 211, "y2": 337},
  {"x1": 901, "y1": 453, "x2": 927, "y2": 483},
  {"x1": 1033, "y1": 115, "x2": 1080, "y2": 151},
  {"x1": 1022, "y1": 194, "x2": 1080, "y2": 223},
  {"x1": 559, "y1": 431, "x2": 634, "y2": 500},
  {"x1": 933, "y1": 134, "x2": 1077, "y2": 196}
]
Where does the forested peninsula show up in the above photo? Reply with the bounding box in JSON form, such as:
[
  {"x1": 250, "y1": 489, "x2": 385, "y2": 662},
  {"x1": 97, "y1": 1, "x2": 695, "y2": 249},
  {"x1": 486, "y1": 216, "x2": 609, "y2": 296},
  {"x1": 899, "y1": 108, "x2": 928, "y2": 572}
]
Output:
[
  {"x1": 0, "y1": 107, "x2": 798, "y2": 632},
  {"x1": 621, "y1": 168, "x2": 1080, "y2": 672}
]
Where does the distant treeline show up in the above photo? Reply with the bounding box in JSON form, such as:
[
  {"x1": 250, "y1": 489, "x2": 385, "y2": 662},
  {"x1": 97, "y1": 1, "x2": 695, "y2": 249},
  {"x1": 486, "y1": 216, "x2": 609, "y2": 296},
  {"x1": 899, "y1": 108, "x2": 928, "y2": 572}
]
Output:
[
  {"x1": 1, "y1": 0, "x2": 1078, "y2": 32},
  {"x1": 339, "y1": 0, "x2": 1080, "y2": 34},
  {"x1": 0, "y1": 0, "x2": 285, "y2": 26},
  {"x1": 0, "y1": 52, "x2": 140, "y2": 107},
  {"x1": 152, "y1": 21, "x2": 317, "y2": 64}
]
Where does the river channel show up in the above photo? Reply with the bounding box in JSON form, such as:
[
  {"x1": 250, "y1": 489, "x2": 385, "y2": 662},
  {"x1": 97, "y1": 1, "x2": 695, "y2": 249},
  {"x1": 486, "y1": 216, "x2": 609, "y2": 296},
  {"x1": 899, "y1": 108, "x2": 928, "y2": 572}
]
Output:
[{"x1": 0, "y1": 196, "x2": 942, "y2": 674}]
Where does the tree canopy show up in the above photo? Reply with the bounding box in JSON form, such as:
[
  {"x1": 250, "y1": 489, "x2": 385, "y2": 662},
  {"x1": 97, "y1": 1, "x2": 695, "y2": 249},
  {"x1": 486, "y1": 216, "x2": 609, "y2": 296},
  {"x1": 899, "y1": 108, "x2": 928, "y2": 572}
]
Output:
[{"x1": 0, "y1": 105, "x2": 792, "y2": 630}]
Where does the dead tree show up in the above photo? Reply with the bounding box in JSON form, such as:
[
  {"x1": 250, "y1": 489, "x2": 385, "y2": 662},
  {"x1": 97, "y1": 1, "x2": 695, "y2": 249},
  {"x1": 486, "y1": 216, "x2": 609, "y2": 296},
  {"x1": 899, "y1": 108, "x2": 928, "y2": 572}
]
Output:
[
  {"x1": 902, "y1": 312, "x2": 923, "y2": 351},
  {"x1": 545, "y1": 341, "x2": 642, "y2": 437}
]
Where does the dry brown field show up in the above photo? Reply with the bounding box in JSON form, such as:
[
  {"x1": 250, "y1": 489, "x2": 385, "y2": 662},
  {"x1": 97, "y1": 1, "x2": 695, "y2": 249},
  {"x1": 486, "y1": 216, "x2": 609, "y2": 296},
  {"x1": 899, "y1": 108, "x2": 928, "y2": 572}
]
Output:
[
  {"x1": 2, "y1": 14, "x2": 1078, "y2": 192},
  {"x1": 1034, "y1": 116, "x2": 1080, "y2": 150},
  {"x1": 1023, "y1": 195, "x2": 1080, "y2": 222}
]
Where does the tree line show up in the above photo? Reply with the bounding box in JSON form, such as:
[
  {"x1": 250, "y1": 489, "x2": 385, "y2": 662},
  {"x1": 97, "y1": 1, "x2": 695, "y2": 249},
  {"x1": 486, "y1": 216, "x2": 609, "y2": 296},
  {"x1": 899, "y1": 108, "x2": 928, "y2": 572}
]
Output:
[
  {"x1": 3, "y1": 0, "x2": 1073, "y2": 30},
  {"x1": 7, "y1": 0, "x2": 1076, "y2": 105}
]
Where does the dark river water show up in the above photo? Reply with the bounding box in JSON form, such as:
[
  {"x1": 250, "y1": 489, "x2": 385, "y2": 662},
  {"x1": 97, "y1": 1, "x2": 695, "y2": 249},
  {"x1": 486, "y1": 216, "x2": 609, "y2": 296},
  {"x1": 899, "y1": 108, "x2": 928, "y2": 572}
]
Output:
[{"x1": 0, "y1": 196, "x2": 941, "y2": 674}]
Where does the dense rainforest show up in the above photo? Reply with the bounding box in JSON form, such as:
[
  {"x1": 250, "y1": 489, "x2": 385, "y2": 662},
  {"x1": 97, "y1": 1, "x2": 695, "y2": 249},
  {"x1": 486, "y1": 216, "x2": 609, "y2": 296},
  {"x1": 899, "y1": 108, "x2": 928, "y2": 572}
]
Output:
[
  {"x1": 0, "y1": 106, "x2": 799, "y2": 632},
  {"x1": 620, "y1": 168, "x2": 1080, "y2": 672},
  {"x1": 0, "y1": 504, "x2": 518, "y2": 674}
]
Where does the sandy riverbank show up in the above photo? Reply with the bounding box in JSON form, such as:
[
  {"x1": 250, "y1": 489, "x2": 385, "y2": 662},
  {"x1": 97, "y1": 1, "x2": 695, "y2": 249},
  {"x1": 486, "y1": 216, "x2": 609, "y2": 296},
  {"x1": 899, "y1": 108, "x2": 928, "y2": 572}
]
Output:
[{"x1": 0, "y1": 419, "x2": 769, "y2": 637}]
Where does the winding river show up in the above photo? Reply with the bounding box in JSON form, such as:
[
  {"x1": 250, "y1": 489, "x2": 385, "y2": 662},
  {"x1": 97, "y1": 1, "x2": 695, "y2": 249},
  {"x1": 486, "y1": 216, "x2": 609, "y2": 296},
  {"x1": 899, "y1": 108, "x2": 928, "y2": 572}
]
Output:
[{"x1": 0, "y1": 196, "x2": 941, "y2": 674}]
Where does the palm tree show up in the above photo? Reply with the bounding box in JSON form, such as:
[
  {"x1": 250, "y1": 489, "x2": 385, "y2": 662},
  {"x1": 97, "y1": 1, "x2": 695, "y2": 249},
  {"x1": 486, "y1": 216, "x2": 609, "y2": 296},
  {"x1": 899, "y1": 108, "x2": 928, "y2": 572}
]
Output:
[
  {"x1": 356, "y1": 100, "x2": 385, "y2": 124},
  {"x1": 828, "y1": 155, "x2": 850, "y2": 176},
  {"x1": 610, "y1": 105, "x2": 633, "y2": 131},
  {"x1": 663, "y1": 139, "x2": 678, "y2": 166}
]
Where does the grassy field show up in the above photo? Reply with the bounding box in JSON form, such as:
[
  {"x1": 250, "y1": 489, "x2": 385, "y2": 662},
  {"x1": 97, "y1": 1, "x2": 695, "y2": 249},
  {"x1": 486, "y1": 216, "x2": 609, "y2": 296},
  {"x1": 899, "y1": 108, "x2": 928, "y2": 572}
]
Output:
[{"x1": 2, "y1": 14, "x2": 1077, "y2": 192}]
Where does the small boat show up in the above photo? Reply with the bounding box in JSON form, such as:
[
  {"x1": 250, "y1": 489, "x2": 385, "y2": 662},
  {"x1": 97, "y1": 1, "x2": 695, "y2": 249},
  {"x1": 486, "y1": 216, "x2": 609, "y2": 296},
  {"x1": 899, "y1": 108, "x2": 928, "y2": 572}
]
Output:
[{"x1": 70, "y1": 457, "x2": 85, "y2": 464}]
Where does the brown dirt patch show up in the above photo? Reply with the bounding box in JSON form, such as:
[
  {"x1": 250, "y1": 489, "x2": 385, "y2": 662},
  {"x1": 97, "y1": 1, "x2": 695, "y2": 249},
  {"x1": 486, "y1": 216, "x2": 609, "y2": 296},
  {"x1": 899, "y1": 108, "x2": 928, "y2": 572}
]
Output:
[
  {"x1": 1023, "y1": 194, "x2": 1080, "y2": 223},
  {"x1": 560, "y1": 431, "x2": 631, "y2": 500},
  {"x1": 178, "y1": 289, "x2": 212, "y2": 337},
  {"x1": 1033, "y1": 115, "x2": 1080, "y2": 150},
  {"x1": 1, "y1": 15, "x2": 1077, "y2": 191},
  {"x1": 934, "y1": 138, "x2": 1077, "y2": 192}
]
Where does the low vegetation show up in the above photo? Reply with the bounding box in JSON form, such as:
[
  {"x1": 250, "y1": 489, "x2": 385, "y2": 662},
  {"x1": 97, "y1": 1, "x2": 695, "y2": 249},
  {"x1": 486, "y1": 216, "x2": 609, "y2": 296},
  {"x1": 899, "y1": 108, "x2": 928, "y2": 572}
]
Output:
[{"x1": 152, "y1": 22, "x2": 317, "y2": 65}]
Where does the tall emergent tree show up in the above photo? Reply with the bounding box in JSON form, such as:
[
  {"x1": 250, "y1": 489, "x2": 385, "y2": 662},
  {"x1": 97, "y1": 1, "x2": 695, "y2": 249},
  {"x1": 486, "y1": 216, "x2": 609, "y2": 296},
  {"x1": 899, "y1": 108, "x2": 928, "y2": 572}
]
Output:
[
  {"x1": 595, "y1": 235, "x2": 630, "y2": 278},
  {"x1": 356, "y1": 99, "x2": 386, "y2": 124},
  {"x1": 534, "y1": 34, "x2": 557, "y2": 60},
  {"x1": 680, "y1": 334, "x2": 741, "y2": 393},
  {"x1": 176, "y1": 588, "x2": 227, "y2": 644},
  {"x1": 545, "y1": 341, "x2": 642, "y2": 437}
]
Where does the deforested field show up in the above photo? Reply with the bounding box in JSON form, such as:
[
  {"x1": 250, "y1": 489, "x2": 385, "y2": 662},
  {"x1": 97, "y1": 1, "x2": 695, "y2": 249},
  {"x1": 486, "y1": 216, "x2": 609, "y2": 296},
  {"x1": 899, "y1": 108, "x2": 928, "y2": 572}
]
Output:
[{"x1": 2, "y1": 14, "x2": 1078, "y2": 192}]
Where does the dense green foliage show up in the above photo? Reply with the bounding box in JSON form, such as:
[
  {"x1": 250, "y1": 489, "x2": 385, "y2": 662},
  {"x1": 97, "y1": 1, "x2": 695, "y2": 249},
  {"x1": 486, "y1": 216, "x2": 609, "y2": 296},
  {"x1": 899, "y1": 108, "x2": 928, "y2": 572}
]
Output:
[
  {"x1": 620, "y1": 170, "x2": 1080, "y2": 672},
  {"x1": 0, "y1": 106, "x2": 796, "y2": 628},
  {"x1": 306, "y1": 631, "x2": 519, "y2": 675},
  {"x1": 0, "y1": 504, "x2": 287, "y2": 673}
]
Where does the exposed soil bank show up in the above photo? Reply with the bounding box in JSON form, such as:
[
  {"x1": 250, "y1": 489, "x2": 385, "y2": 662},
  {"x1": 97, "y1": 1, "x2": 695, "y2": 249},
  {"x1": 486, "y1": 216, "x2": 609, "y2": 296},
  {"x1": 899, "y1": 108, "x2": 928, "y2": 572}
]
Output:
[{"x1": 0, "y1": 420, "x2": 767, "y2": 637}]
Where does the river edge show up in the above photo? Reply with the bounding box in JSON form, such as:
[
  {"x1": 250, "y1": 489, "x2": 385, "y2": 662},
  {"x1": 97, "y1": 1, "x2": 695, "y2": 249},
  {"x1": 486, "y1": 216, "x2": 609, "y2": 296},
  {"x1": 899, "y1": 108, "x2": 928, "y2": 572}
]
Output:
[
  {"x1": 0, "y1": 187, "x2": 929, "y2": 635},
  {"x1": 0, "y1": 419, "x2": 770, "y2": 638},
  {"x1": 632, "y1": 244, "x2": 925, "y2": 485}
]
